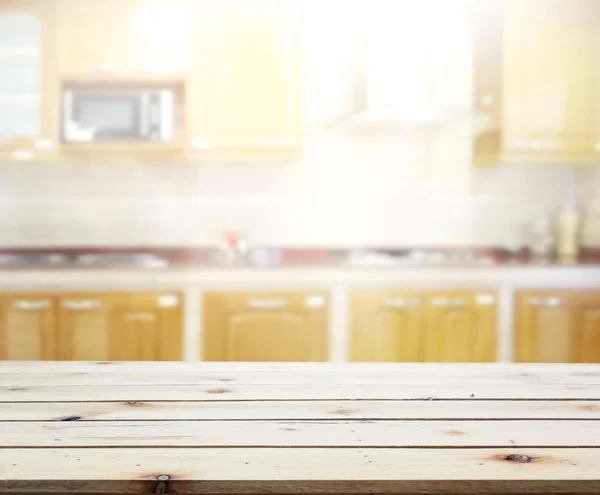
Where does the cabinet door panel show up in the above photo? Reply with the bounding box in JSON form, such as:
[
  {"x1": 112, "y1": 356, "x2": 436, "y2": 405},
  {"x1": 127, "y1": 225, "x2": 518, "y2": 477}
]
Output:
[
  {"x1": 226, "y1": 312, "x2": 309, "y2": 361},
  {"x1": 109, "y1": 309, "x2": 161, "y2": 361},
  {"x1": 0, "y1": 295, "x2": 55, "y2": 360},
  {"x1": 425, "y1": 293, "x2": 497, "y2": 363},
  {"x1": 189, "y1": 0, "x2": 301, "y2": 152},
  {"x1": 203, "y1": 292, "x2": 327, "y2": 362},
  {"x1": 57, "y1": 299, "x2": 109, "y2": 360},
  {"x1": 504, "y1": 0, "x2": 594, "y2": 155},
  {"x1": 58, "y1": 0, "x2": 124, "y2": 74},
  {"x1": 126, "y1": 1, "x2": 190, "y2": 75},
  {"x1": 350, "y1": 292, "x2": 423, "y2": 362},
  {"x1": 429, "y1": 309, "x2": 477, "y2": 362},
  {"x1": 577, "y1": 307, "x2": 600, "y2": 363},
  {"x1": 58, "y1": 293, "x2": 182, "y2": 361},
  {"x1": 515, "y1": 290, "x2": 600, "y2": 363}
]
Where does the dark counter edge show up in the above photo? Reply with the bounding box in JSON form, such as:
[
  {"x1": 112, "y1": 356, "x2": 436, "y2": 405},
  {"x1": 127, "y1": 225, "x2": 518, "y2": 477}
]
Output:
[
  {"x1": 0, "y1": 245, "x2": 599, "y2": 269},
  {"x1": 1, "y1": 479, "x2": 599, "y2": 494}
]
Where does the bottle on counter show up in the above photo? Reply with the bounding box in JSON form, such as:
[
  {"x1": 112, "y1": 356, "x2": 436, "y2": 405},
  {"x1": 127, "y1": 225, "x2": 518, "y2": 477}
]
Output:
[
  {"x1": 529, "y1": 217, "x2": 554, "y2": 262},
  {"x1": 555, "y1": 201, "x2": 580, "y2": 261}
]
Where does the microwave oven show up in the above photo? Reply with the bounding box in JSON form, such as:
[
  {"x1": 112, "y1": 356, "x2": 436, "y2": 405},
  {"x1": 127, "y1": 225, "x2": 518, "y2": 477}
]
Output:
[{"x1": 62, "y1": 87, "x2": 175, "y2": 144}]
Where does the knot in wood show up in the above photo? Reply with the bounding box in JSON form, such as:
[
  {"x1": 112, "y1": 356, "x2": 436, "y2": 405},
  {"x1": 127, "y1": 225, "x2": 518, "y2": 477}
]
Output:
[{"x1": 505, "y1": 454, "x2": 533, "y2": 463}]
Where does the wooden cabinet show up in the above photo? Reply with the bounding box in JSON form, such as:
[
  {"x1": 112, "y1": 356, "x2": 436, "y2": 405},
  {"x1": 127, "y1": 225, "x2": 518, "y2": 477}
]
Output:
[
  {"x1": 58, "y1": 0, "x2": 125, "y2": 76},
  {"x1": 0, "y1": 294, "x2": 56, "y2": 360},
  {"x1": 58, "y1": 0, "x2": 190, "y2": 77},
  {"x1": 203, "y1": 291, "x2": 328, "y2": 361},
  {"x1": 350, "y1": 290, "x2": 497, "y2": 363},
  {"x1": 425, "y1": 291, "x2": 497, "y2": 362},
  {"x1": 503, "y1": 0, "x2": 596, "y2": 162},
  {"x1": 126, "y1": 0, "x2": 190, "y2": 75},
  {"x1": 187, "y1": 0, "x2": 302, "y2": 162},
  {"x1": 474, "y1": 0, "x2": 600, "y2": 165},
  {"x1": 0, "y1": 0, "x2": 57, "y2": 160},
  {"x1": 57, "y1": 292, "x2": 182, "y2": 361},
  {"x1": 349, "y1": 291, "x2": 424, "y2": 362},
  {"x1": 515, "y1": 290, "x2": 600, "y2": 363}
]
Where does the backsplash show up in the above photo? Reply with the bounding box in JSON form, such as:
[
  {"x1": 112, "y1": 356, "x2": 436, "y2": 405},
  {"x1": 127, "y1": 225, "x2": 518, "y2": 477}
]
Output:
[{"x1": 2, "y1": 127, "x2": 600, "y2": 248}]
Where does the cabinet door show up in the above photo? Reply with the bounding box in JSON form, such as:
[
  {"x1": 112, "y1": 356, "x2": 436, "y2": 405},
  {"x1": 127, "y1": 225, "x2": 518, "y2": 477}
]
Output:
[
  {"x1": 57, "y1": 293, "x2": 182, "y2": 361},
  {"x1": 0, "y1": 295, "x2": 55, "y2": 360},
  {"x1": 349, "y1": 291, "x2": 424, "y2": 362},
  {"x1": 0, "y1": 1, "x2": 57, "y2": 156},
  {"x1": 504, "y1": 0, "x2": 595, "y2": 158},
  {"x1": 425, "y1": 292, "x2": 497, "y2": 362},
  {"x1": 515, "y1": 290, "x2": 600, "y2": 363},
  {"x1": 203, "y1": 292, "x2": 328, "y2": 361},
  {"x1": 125, "y1": 0, "x2": 191, "y2": 75},
  {"x1": 58, "y1": 0, "x2": 125, "y2": 75},
  {"x1": 188, "y1": 0, "x2": 301, "y2": 156}
]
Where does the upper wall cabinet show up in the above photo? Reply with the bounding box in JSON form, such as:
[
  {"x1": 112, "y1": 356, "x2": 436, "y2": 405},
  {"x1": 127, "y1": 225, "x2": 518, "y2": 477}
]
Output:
[
  {"x1": 187, "y1": 0, "x2": 302, "y2": 162},
  {"x1": 473, "y1": 0, "x2": 600, "y2": 166},
  {"x1": 0, "y1": 0, "x2": 57, "y2": 160},
  {"x1": 58, "y1": 0, "x2": 125, "y2": 76},
  {"x1": 126, "y1": 1, "x2": 190, "y2": 75},
  {"x1": 504, "y1": 0, "x2": 596, "y2": 163},
  {"x1": 58, "y1": 0, "x2": 191, "y2": 78}
]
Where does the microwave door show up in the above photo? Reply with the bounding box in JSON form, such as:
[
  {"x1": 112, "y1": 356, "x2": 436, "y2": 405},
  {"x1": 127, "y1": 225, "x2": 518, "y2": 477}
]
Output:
[{"x1": 64, "y1": 90, "x2": 143, "y2": 143}]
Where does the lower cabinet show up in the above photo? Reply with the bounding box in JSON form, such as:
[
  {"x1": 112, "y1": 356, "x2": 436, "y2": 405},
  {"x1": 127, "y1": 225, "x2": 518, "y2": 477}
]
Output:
[
  {"x1": 203, "y1": 291, "x2": 328, "y2": 361},
  {"x1": 0, "y1": 294, "x2": 56, "y2": 360},
  {"x1": 0, "y1": 292, "x2": 183, "y2": 361},
  {"x1": 350, "y1": 290, "x2": 497, "y2": 362},
  {"x1": 56, "y1": 293, "x2": 182, "y2": 361},
  {"x1": 515, "y1": 290, "x2": 600, "y2": 363}
]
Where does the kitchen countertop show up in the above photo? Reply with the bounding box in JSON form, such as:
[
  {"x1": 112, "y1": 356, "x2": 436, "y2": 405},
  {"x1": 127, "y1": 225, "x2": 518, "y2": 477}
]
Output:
[
  {"x1": 1, "y1": 361, "x2": 599, "y2": 494},
  {"x1": 1, "y1": 245, "x2": 600, "y2": 269}
]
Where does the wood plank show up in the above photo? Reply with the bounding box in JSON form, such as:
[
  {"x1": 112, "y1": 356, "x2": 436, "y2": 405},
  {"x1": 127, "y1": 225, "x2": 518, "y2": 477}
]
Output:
[
  {"x1": 1, "y1": 399, "x2": 598, "y2": 421},
  {"x1": 3, "y1": 382, "x2": 600, "y2": 402},
  {"x1": 5, "y1": 370, "x2": 600, "y2": 387},
  {"x1": 2, "y1": 420, "x2": 599, "y2": 448},
  {"x1": 2, "y1": 361, "x2": 600, "y2": 375},
  {"x1": 1, "y1": 448, "x2": 599, "y2": 493}
]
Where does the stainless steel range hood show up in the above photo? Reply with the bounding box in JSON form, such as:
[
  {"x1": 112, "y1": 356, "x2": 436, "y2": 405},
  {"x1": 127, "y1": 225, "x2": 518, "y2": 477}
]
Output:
[{"x1": 321, "y1": 0, "x2": 487, "y2": 133}]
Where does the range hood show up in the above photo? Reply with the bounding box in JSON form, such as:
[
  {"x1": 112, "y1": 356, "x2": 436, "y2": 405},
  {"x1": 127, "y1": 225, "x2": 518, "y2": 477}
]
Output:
[{"x1": 325, "y1": 0, "x2": 486, "y2": 132}]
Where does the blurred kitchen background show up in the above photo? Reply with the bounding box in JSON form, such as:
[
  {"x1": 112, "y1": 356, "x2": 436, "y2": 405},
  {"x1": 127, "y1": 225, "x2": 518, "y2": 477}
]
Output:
[
  {"x1": 2, "y1": 0, "x2": 600, "y2": 365},
  {"x1": 2, "y1": 0, "x2": 599, "y2": 248}
]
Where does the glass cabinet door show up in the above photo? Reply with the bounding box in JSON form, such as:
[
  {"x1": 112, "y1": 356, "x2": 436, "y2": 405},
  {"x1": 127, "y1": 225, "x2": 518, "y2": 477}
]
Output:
[{"x1": 0, "y1": 11, "x2": 42, "y2": 140}]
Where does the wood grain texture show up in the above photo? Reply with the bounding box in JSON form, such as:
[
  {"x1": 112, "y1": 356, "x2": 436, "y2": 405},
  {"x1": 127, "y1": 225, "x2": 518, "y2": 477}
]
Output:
[
  {"x1": 3, "y1": 381, "x2": 600, "y2": 401},
  {"x1": 3, "y1": 419, "x2": 599, "y2": 447},
  {"x1": 1, "y1": 362, "x2": 599, "y2": 493},
  {"x1": 2, "y1": 399, "x2": 599, "y2": 421},
  {"x1": 1, "y1": 448, "x2": 600, "y2": 492}
]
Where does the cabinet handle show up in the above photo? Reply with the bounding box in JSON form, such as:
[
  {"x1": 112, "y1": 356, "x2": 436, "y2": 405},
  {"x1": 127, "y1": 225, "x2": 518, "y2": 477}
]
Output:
[
  {"x1": 12, "y1": 300, "x2": 51, "y2": 311},
  {"x1": 430, "y1": 297, "x2": 467, "y2": 307},
  {"x1": 528, "y1": 297, "x2": 564, "y2": 307},
  {"x1": 125, "y1": 312, "x2": 155, "y2": 321},
  {"x1": 248, "y1": 299, "x2": 287, "y2": 309},
  {"x1": 62, "y1": 300, "x2": 102, "y2": 310},
  {"x1": 383, "y1": 297, "x2": 420, "y2": 307}
]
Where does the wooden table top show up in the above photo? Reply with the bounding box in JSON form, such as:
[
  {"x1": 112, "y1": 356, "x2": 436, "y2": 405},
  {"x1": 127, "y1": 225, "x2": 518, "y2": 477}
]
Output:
[{"x1": 1, "y1": 361, "x2": 599, "y2": 494}]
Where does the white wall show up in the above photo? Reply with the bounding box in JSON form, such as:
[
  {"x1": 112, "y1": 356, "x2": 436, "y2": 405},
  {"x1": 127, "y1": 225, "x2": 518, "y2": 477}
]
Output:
[{"x1": 1, "y1": 132, "x2": 599, "y2": 248}]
